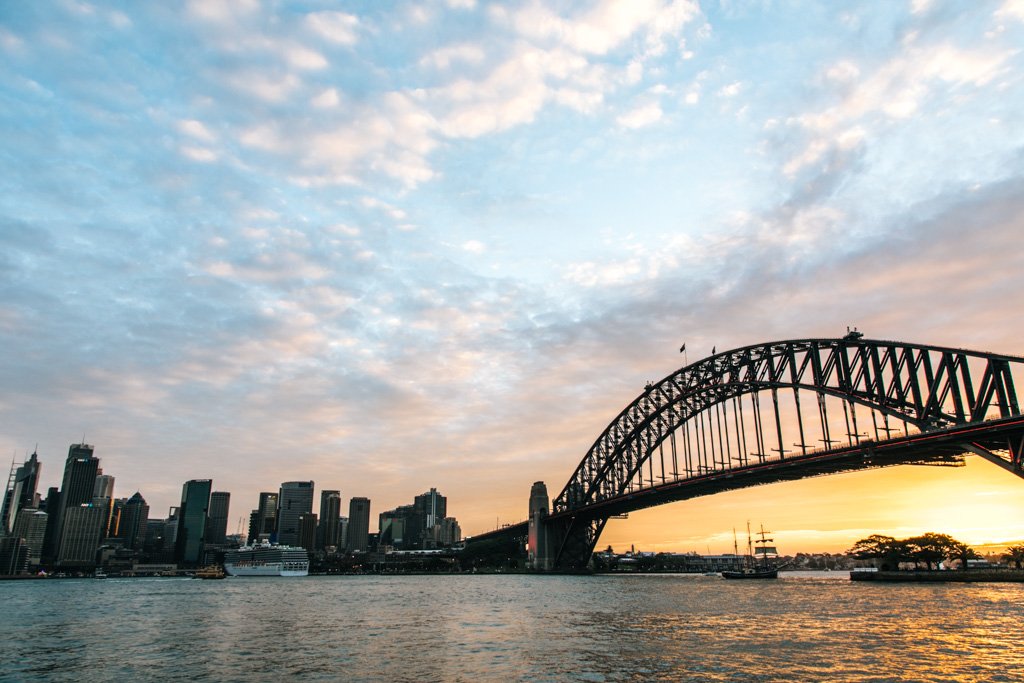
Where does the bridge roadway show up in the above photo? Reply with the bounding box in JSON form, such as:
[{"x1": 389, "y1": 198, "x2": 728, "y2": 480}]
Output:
[{"x1": 467, "y1": 414, "x2": 1024, "y2": 548}]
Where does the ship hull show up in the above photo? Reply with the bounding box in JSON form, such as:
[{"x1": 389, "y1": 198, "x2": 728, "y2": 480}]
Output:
[
  {"x1": 721, "y1": 569, "x2": 778, "y2": 579},
  {"x1": 224, "y1": 563, "x2": 308, "y2": 577}
]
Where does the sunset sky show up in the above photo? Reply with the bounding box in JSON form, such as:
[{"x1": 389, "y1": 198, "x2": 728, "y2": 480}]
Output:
[{"x1": 3, "y1": 0, "x2": 1024, "y2": 553}]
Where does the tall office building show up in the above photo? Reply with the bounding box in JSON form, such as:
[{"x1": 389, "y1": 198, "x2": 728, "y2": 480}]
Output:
[
  {"x1": 12, "y1": 508, "x2": 47, "y2": 566},
  {"x1": 57, "y1": 504, "x2": 106, "y2": 568},
  {"x1": 40, "y1": 487, "x2": 61, "y2": 565},
  {"x1": 338, "y1": 517, "x2": 349, "y2": 550},
  {"x1": 175, "y1": 480, "x2": 212, "y2": 566},
  {"x1": 119, "y1": 492, "x2": 149, "y2": 551},
  {"x1": 256, "y1": 492, "x2": 278, "y2": 539},
  {"x1": 93, "y1": 473, "x2": 115, "y2": 500},
  {"x1": 379, "y1": 505, "x2": 414, "y2": 548},
  {"x1": 276, "y1": 482, "x2": 313, "y2": 547},
  {"x1": 297, "y1": 512, "x2": 318, "y2": 551},
  {"x1": 414, "y1": 488, "x2": 447, "y2": 528},
  {"x1": 51, "y1": 443, "x2": 100, "y2": 564},
  {"x1": 1, "y1": 450, "x2": 41, "y2": 534},
  {"x1": 206, "y1": 492, "x2": 231, "y2": 545},
  {"x1": 317, "y1": 490, "x2": 341, "y2": 551},
  {"x1": 93, "y1": 472, "x2": 115, "y2": 539},
  {"x1": 346, "y1": 497, "x2": 371, "y2": 553}
]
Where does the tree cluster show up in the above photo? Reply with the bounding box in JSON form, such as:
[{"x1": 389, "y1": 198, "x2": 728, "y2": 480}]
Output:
[{"x1": 846, "y1": 533, "x2": 979, "y2": 571}]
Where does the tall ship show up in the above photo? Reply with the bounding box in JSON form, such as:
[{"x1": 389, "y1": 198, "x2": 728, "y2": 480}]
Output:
[
  {"x1": 223, "y1": 541, "x2": 309, "y2": 577},
  {"x1": 722, "y1": 523, "x2": 779, "y2": 580}
]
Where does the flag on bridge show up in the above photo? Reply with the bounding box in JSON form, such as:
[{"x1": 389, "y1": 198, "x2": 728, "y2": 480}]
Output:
[{"x1": 679, "y1": 343, "x2": 686, "y2": 353}]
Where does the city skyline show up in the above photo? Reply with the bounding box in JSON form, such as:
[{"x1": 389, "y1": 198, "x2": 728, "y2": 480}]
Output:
[{"x1": 3, "y1": 1, "x2": 1024, "y2": 554}]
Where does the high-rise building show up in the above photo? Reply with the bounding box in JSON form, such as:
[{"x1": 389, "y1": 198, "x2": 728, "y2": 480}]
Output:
[
  {"x1": 247, "y1": 510, "x2": 260, "y2": 544},
  {"x1": 297, "y1": 512, "x2": 318, "y2": 551},
  {"x1": 57, "y1": 504, "x2": 107, "y2": 568},
  {"x1": 1, "y1": 450, "x2": 41, "y2": 534},
  {"x1": 346, "y1": 497, "x2": 371, "y2": 552},
  {"x1": 92, "y1": 472, "x2": 115, "y2": 540},
  {"x1": 276, "y1": 482, "x2": 313, "y2": 547},
  {"x1": 119, "y1": 492, "x2": 149, "y2": 551},
  {"x1": 338, "y1": 517, "x2": 349, "y2": 550},
  {"x1": 256, "y1": 492, "x2": 278, "y2": 539},
  {"x1": 414, "y1": 488, "x2": 447, "y2": 529},
  {"x1": 379, "y1": 505, "x2": 414, "y2": 548},
  {"x1": 40, "y1": 487, "x2": 61, "y2": 565},
  {"x1": 93, "y1": 473, "x2": 115, "y2": 500},
  {"x1": 440, "y1": 517, "x2": 461, "y2": 547},
  {"x1": 317, "y1": 490, "x2": 341, "y2": 551},
  {"x1": 0, "y1": 537, "x2": 28, "y2": 575},
  {"x1": 12, "y1": 508, "x2": 47, "y2": 566},
  {"x1": 206, "y1": 492, "x2": 230, "y2": 545},
  {"x1": 175, "y1": 480, "x2": 212, "y2": 566},
  {"x1": 51, "y1": 443, "x2": 100, "y2": 564}
]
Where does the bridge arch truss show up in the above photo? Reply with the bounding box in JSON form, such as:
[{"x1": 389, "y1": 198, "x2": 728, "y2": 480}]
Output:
[{"x1": 547, "y1": 338, "x2": 1024, "y2": 569}]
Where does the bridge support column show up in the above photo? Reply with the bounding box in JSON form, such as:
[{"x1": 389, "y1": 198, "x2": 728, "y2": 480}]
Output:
[{"x1": 527, "y1": 482, "x2": 554, "y2": 570}]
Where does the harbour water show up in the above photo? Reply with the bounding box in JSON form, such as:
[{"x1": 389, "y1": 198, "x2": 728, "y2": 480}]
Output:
[{"x1": 5, "y1": 572, "x2": 1024, "y2": 682}]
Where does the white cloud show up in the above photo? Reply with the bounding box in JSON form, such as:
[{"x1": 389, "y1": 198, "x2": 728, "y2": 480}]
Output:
[
  {"x1": 305, "y1": 11, "x2": 360, "y2": 45},
  {"x1": 177, "y1": 119, "x2": 216, "y2": 142},
  {"x1": 996, "y1": 0, "x2": 1024, "y2": 21},
  {"x1": 462, "y1": 240, "x2": 486, "y2": 254},
  {"x1": 617, "y1": 101, "x2": 663, "y2": 128},
  {"x1": 286, "y1": 45, "x2": 328, "y2": 70},
  {"x1": 502, "y1": 0, "x2": 699, "y2": 57},
  {"x1": 717, "y1": 81, "x2": 742, "y2": 98},
  {"x1": 180, "y1": 145, "x2": 217, "y2": 162},
  {"x1": 311, "y1": 88, "x2": 340, "y2": 108},
  {"x1": 420, "y1": 43, "x2": 487, "y2": 70},
  {"x1": 187, "y1": 0, "x2": 259, "y2": 23},
  {"x1": 783, "y1": 42, "x2": 1016, "y2": 175}
]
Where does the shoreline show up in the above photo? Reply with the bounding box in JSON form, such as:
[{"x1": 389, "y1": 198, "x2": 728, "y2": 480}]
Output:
[{"x1": 851, "y1": 569, "x2": 1024, "y2": 582}]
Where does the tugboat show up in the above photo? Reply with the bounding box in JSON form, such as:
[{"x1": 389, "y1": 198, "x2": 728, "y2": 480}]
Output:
[{"x1": 722, "y1": 523, "x2": 779, "y2": 579}]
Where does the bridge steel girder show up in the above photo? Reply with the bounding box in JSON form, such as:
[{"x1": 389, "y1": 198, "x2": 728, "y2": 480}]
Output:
[{"x1": 547, "y1": 338, "x2": 1024, "y2": 571}]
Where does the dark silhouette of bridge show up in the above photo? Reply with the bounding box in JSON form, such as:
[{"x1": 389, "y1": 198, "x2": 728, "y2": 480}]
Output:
[{"x1": 468, "y1": 337, "x2": 1024, "y2": 571}]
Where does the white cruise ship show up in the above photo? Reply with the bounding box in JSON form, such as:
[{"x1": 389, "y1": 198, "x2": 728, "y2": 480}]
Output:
[{"x1": 223, "y1": 541, "x2": 309, "y2": 577}]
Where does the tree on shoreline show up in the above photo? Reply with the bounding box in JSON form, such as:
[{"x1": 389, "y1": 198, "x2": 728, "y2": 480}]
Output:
[
  {"x1": 847, "y1": 533, "x2": 978, "y2": 570},
  {"x1": 1004, "y1": 545, "x2": 1024, "y2": 569},
  {"x1": 847, "y1": 534, "x2": 907, "y2": 570}
]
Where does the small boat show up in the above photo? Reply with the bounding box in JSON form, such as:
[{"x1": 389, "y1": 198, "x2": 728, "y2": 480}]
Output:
[
  {"x1": 194, "y1": 565, "x2": 227, "y2": 580},
  {"x1": 94, "y1": 569, "x2": 107, "y2": 579},
  {"x1": 722, "y1": 523, "x2": 779, "y2": 580}
]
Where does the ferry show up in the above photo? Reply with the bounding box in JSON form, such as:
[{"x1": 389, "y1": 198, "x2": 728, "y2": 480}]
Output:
[{"x1": 223, "y1": 541, "x2": 309, "y2": 577}]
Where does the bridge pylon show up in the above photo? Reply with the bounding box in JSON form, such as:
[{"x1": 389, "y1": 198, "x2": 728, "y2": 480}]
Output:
[{"x1": 527, "y1": 481, "x2": 554, "y2": 570}]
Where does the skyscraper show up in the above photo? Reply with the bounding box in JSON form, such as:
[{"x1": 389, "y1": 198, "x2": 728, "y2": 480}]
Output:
[
  {"x1": 51, "y1": 443, "x2": 100, "y2": 563},
  {"x1": 317, "y1": 490, "x2": 341, "y2": 551},
  {"x1": 276, "y1": 482, "x2": 313, "y2": 547},
  {"x1": 175, "y1": 480, "x2": 212, "y2": 566},
  {"x1": 414, "y1": 488, "x2": 447, "y2": 528},
  {"x1": 297, "y1": 512, "x2": 318, "y2": 551},
  {"x1": 93, "y1": 472, "x2": 115, "y2": 539},
  {"x1": 57, "y1": 504, "x2": 106, "y2": 569},
  {"x1": 346, "y1": 497, "x2": 371, "y2": 553},
  {"x1": 120, "y1": 492, "x2": 149, "y2": 551},
  {"x1": 1, "y1": 450, "x2": 41, "y2": 534},
  {"x1": 256, "y1": 492, "x2": 278, "y2": 539},
  {"x1": 12, "y1": 508, "x2": 47, "y2": 566},
  {"x1": 206, "y1": 491, "x2": 230, "y2": 545}
]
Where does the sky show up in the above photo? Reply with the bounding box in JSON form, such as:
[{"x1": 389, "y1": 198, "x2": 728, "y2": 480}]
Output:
[{"x1": 3, "y1": 0, "x2": 1024, "y2": 554}]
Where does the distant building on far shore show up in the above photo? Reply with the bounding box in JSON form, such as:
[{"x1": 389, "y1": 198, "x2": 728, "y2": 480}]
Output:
[{"x1": 347, "y1": 497, "x2": 371, "y2": 552}]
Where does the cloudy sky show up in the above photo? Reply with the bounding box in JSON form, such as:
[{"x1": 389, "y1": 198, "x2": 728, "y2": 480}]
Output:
[{"x1": 3, "y1": 0, "x2": 1024, "y2": 552}]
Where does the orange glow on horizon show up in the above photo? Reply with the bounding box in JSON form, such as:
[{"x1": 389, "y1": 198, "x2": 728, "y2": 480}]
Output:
[{"x1": 594, "y1": 456, "x2": 1024, "y2": 555}]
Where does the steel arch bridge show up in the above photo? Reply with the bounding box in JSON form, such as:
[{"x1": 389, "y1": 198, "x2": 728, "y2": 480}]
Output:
[{"x1": 528, "y1": 337, "x2": 1024, "y2": 571}]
